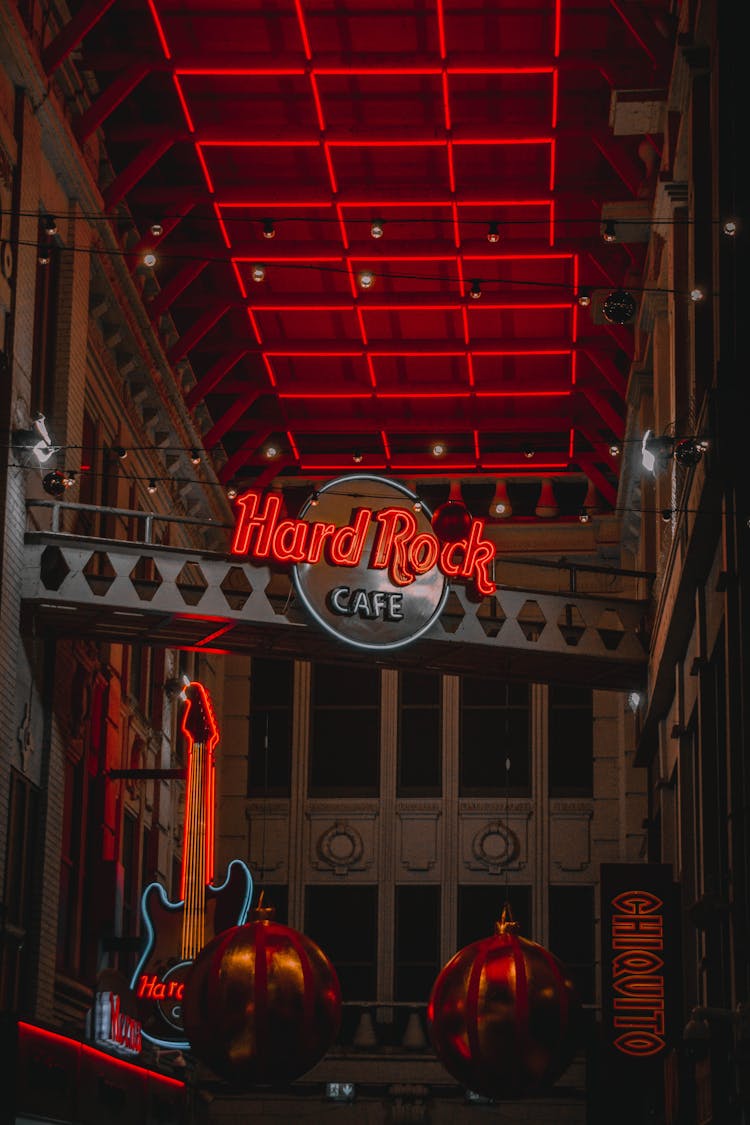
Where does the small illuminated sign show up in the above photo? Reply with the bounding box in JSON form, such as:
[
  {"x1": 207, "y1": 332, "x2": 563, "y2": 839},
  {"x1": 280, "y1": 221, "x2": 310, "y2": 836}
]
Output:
[
  {"x1": 93, "y1": 990, "x2": 142, "y2": 1057},
  {"x1": 231, "y1": 475, "x2": 496, "y2": 651},
  {"x1": 600, "y1": 864, "x2": 679, "y2": 1067}
]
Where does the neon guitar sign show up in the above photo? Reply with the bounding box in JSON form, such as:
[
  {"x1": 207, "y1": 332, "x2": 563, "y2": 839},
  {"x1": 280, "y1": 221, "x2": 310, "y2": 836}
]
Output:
[{"x1": 131, "y1": 681, "x2": 253, "y2": 1049}]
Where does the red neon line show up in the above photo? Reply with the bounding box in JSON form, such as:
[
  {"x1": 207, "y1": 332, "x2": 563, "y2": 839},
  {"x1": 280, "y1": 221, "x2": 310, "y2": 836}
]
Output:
[
  {"x1": 549, "y1": 137, "x2": 557, "y2": 191},
  {"x1": 447, "y1": 143, "x2": 456, "y2": 193},
  {"x1": 449, "y1": 67, "x2": 555, "y2": 75},
  {"x1": 265, "y1": 350, "x2": 364, "y2": 357},
  {"x1": 441, "y1": 71, "x2": 452, "y2": 131},
  {"x1": 369, "y1": 350, "x2": 466, "y2": 358},
  {"x1": 569, "y1": 428, "x2": 575, "y2": 459},
  {"x1": 329, "y1": 138, "x2": 445, "y2": 148},
  {"x1": 381, "y1": 430, "x2": 392, "y2": 460},
  {"x1": 554, "y1": 0, "x2": 562, "y2": 57},
  {"x1": 176, "y1": 68, "x2": 307, "y2": 77},
  {"x1": 549, "y1": 199, "x2": 556, "y2": 246},
  {"x1": 473, "y1": 430, "x2": 481, "y2": 460},
  {"x1": 355, "y1": 305, "x2": 369, "y2": 346},
  {"x1": 286, "y1": 430, "x2": 300, "y2": 458},
  {"x1": 466, "y1": 351, "x2": 476, "y2": 388},
  {"x1": 344, "y1": 251, "x2": 358, "y2": 299},
  {"x1": 462, "y1": 252, "x2": 573, "y2": 261},
  {"x1": 309, "y1": 72, "x2": 326, "y2": 131},
  {"x1": 551, "y1": 69, "x2": 559, "y2": 129},
  {"x1": 83, "y1": 1043, "x2": 185, "y2": 1087},
  {"x1": 472, "y1": 348, "x2": 570, "y2": 356},
  {"x1": 572, "y1": 253, "x2": 580, "y2": 348},
  {"x1": 279, "y1": 392, "x2": 374, "y2": 399},
  {"x1": 571, "y1": 348, "x2": 578, "y2": 386},
  {"x1": 365, "y1": 354, "x2": 378, "y2": 388},
  {"x1": 172, "y1": 74, "x2": 195, "y2": 132},
  {"x1": 451, "y1": 200, "x2": 460, "y2": 249},
  {"x1": 180, "y1": 747, "x2": 193, "y2": 899},
  {"x1": 300, "y1": 460, "x2": 388, "y2": 470},
  {"x1": 246, "y1": 307, "x2": 263, "y2": 345},
  {"x1": 213, "y1": 201, "x2": 231, "y2": 249},
  {"x1": 194, "y1": 144, "x2": 215, "y2": 193},
  {"x1": 200, "y1": 139, "x2": 320, "y2": 148},
  {"x1": 482, "y1": 460, "x2": 569, "y2": 470},
  {"x1": 147, "y1": 0, "x2": 171, "y2": 59},
  {"x1": 323, "y1": 143, "x2": 338, "y2": 193},
  {"x1": 231, "y1": 259, "x2": 248, "y2": 298},
  {"x1": 348, "y1": 254, "x2": 456, "y2": 263},
  {"x1": 436, "y1": 0, "x2": 447, "y2": 58},
  {"x1": 335, "y1": 201, "x2": 350, "y2": 251},
  {"x1": 197, "y1": 624, "x2": 235, "y2": 647},
  {"x1": 220, "y1": 200, "x2": 331, "y2": 210},
  {"x1": 206, "y1": 763, "x2": 215, "y2": 884},
  {"x1": 474, "y1": 389, "x2": 570, "y2": 398},
  {"x1": 262, "y1": 354, "x2": 277, "y2": 386},
  {"x1": 294, "y1": 0, "x2": 313, "y2": 59},
  {"x1": 234, "y1": 255, "x2": 342, "y2": 263},
  {"x1": 452, "y1": 136, "x2": 553, "y2": 146},
  {"x1": 17, "y1": 1029, "x2": 186, "y2": 1089}
]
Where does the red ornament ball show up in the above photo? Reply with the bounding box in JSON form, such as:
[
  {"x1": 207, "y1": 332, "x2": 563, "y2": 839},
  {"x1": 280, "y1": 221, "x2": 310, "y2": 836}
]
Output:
[
  {"x1": 182, "y1": 903, "x2": 341, "y2": 1087},
  {"x1": 431, "y1": 499, "x2": 473, "y2": 543},
  {"x1": 427, "y1": 909, "x2": 580, "y2": 1099}
]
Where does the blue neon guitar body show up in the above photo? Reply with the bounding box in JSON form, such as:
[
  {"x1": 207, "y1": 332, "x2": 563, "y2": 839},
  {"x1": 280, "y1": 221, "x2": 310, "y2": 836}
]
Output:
[{"x1": 131, "y1": 858, "x2": 253, "y2": 1049}]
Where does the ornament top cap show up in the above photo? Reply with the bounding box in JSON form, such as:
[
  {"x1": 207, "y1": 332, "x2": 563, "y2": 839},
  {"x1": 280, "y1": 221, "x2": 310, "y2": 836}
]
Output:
[
  {"x1": 249, "y1": 890, "x2": 276, "y2": 923},
  {"x1": 495, "y1": 902, "x2": 521, "y2": 936}
]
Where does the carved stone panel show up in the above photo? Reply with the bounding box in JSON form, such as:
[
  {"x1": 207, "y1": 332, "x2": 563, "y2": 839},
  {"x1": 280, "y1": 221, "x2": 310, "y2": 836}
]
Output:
[
  {"x1": 459, "y1": 810, "x2": 531, "y2": 875},
  {"x1": 396, "y1": 807, "x2": 442, "y2": 874},
  {"x1": 245, "y1": 802, "x2": 290, "y2": 881},
  {"x1": 549, "y1": 807, "x2": 593, "y2": 873},
  {"x1": 306, "y1": 810, "x2": 377, "y2": 877}
]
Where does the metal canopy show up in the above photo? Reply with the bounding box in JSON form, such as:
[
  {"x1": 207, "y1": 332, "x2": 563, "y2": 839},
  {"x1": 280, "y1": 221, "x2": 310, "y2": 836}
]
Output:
[{"x1": 63, "y1": 0, "x2": 671, "y2": 508}]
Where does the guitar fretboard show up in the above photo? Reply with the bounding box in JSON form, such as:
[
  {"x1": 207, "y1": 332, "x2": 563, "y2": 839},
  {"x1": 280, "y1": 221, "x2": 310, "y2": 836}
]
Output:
[{"x1": 180, "y1": 738, "x2": 213, "y2": 960}]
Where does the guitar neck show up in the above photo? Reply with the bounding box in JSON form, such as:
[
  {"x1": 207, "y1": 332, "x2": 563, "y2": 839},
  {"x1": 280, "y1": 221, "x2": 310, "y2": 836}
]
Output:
[{"x1": 180, "y1": 738, "x2": 215, "y2": 960}]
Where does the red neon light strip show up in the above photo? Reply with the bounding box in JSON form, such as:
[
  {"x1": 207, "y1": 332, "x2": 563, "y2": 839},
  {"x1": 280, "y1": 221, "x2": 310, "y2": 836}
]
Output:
[
  {"x1": 172, "y1": 74, "x2": 194, "y2": 131},
  {"x1": 286, "y1": 430, "x2": 300, "y2": 458},
  {"x1": 355, "y1": 306, "x2": 369, "y2": 346},
  {"x1": 549, "y1": 198, "x2": 556, "y2": 245},
  {"x1": 197, "y1": 624, "x2": 236, "y2": 647},
  {"x1": 381, "y1": 431, "x2": 392, "y2": 460},
  {"x1": 293, "y1": 0, "x2": 313, "y2": 59},
  {"x1": 451, "y1": 137, "x2": 554, "y2": 146},
  {"x1": 549, "y1": 137, "x2": 557, "y2": 191},
  {"x1": 245, "y1": 308, "x2": 263, "y2": 345},
  {"x1": 309, "y1": 72, "x2": 326, "y2": 131},
  {"x1": 436, "y1": 0, "x2": 447, "y2": 58},
  {"x1": 449, "y1": 67, "x2": 555, "y2": 75},
  {"x1": 213, "y1": 201, "x2": 231, "y2": 249},
  {"x1": 554, "y1": 0, "x2": 562, "y2": 57},
  {"x1": 194, "y1": 145, "x2": 215, "y2": 193},
  {"x1": 176, "y1": 67, "x2": 307, "y2": 77},
  {"x1": 220, "y1": 201, "x2": 331, "y2": 210},
  {"x1": 276, "y1": 389, "x2": 571, "y2": 399},
  {"x1": 200, "y1": 139, "x2": 320, "y2": 148},
  {"x1": 231, "y1": 259, "x2": 248, "y2": 298},
  {"x1": 335, "y1": 202, "x2": 350, "y2": 250},
  {"x1": 442, "y1": 71, "x2": 452, "y2": 131},
  {"x1": 147, "y1": 0, "x2": 171, "y2": 59},
  {"x1": 451, "y1": 200, "x2": 460, "y2": 249},
  {"x1": 180, "y1": 744, "x2": 192, "y2": 899},
  {"x1": 323, "y1": 144, "x2": 338, "y2": 192},
  {"x1": 569, "y1": 427, "x2": 575, "y2": 459},
  {"x1": 466, "y1": 352, "x2": 477, "y2": 388},
  {"x1": 447, "y1": 143, "x2": 456, "y2": 193},
  {"x1": 551, "y1": 69, "x2": 559, "y2": 129},
  {"x1": 261, "y1": 354, "x2": 277, "y2": 387}
]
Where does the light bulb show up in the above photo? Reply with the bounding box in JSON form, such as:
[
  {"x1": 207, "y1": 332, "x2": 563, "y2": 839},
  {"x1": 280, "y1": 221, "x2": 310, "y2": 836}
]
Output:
[
  {"x1": 522, "y1": 445, "x2": 535, "y2": 459},
  {"x1": 690, "y1": 287, "x2": 705, "y2": 302},
  {"x1": 310, "y1": 491, "x2": 320, "y2": 507},
  {"x1": 150, "y1": 222, "x2": 163, "y2": 237},
  {"x1": 579, "y1": 508, "x2": 590, "y2": 523},
  {"x1": 252, "y1": 263, "x2": 266, "y2": 282},
  {"x1": 352, "y1": 451, "x2": 364, "y2": 464},
  {"x1": 43, "y1": 215, "x2": 57, "y2": 236},
  {"x1": 609, "y1": 443, "x2": 621, "y2": 457},
  {"x1": 226, "y1": 484, "x2": 238, "y2": 500},
  {"x1": 264, "y1": 443, "x2": 280, "y2": 459},
  {"x1": 487, "y1": 222, "x2": 500, "y2": 243},
  {"x1": 190, "y1": 449, "x2": 201, "y2": 465},
  {"x1": 147, "y1": 479, "x2": 157, "y2": 494},
  {"x1": 358, "y1": 269, "x2": 375, "y2": 290},
  {"x1": 262, "y1": 219, "x2": 276, "y2": 239},
  {"x1": 413, "y1": 499, "x2": 423, "y2": 512},
  {"x1": 722, "y1": 219, "x2": 737, "y2": 237},
  {"x1": 370, "y1": 219, "x2": 384, "y2": 239},
  {"x1": 115, "y1": 446, "x2": 128, "y2": 460},
  {"x1": 431, "y1": 441, "x2": 446, "y2": 457},
  {"x1": 602, "y1": 220, "x2": 617, "y2": 243},
  {"x1": 469, "y1": 279, "x2": 482, "y2": 299},
  {"x1": 143, "y1": 251, "x2": 157, "y2": 268},
  {"x1": 577, "y1": 289, "x2": 591, "y2": 307}
]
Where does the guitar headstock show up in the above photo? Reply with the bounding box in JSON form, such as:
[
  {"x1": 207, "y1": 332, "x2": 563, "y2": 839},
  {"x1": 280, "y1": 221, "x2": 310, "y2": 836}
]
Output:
[{"x1": 180, "y1": 681, "x2": 220, "y2": 749}]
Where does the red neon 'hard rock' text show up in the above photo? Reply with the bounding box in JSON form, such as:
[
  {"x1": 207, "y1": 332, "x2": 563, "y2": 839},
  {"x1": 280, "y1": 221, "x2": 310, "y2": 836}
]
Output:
[
  {"x1": 231, "y1": 490, "x2": 496, "y2": 596},
  {"x1": 137, "y1": 973, "x2": 184, "y2": 1002},
  {"x1": 609, "y1": 890, "x2": 666, "y2": 1058}
]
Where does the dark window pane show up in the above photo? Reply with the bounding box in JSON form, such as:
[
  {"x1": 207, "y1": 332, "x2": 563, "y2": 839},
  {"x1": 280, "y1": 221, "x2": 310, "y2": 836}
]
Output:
[
  {"x1": 305, "y1": 886, "x2": 377, "y2": 1001},
  {"x1": 248, "y1": 658, "x2": 293, "y2": 796},
  {"x1": 457, "y1": 885, "x2": 532, "y2": 950},
  {"x1": 548, "y1": 686, "x2": 593, "y2": 796},
  {"x1": 460, "y1": 679, "x2": 530, "y2": 795},
  {"x1": 395, "y1": 885, "x2": 440, "y2": 1002},
  {"x1": 310, "y1": 664, "x2": 380, "y2": 796},
  {"x1": 548, "y1": 885, "x2": 595, "y2": 1002},
  {"x1": 398, "y1": 671, "x2": 441, "y2": 796}
]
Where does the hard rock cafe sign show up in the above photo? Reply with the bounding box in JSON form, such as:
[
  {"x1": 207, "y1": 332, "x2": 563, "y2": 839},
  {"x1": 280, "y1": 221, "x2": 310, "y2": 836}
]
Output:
[{"x1": 230, "y1": 475, "x2": 497, "y2": 651}]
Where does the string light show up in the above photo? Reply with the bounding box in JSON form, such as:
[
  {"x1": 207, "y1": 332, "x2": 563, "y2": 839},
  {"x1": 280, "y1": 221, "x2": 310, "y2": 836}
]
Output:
[
  {"x1": 147, "y1": 478, "x2": 158, "y2": 493},
  {"x1": 522, "y1": 446, "x2": 535, "y2": 459},
  {"x1": 264, "y1": 443, "x2": 280, "y2": 459},
  {"x1": 262, "y1": 219, "x2": 276, "y2": 239},
  {"x1": 578, "y1": 508, "x2": 590, "y2": 523},
  {"x1": 358, "y1": 269, "x2": 375, "y2": 290},
  {"x1": 43, "y1": 215, "x2": 58, "y2": 236},
  {"x1": 251, "y1": 263, "x2": 266, "y2": 282},
  {"x1": 690, "y1": 287, "x2": 705, "y2": 302},
  {"x1": 577, "y1": 288, "x2": 591, "y2": 307},
  {"x1": 309, "y1": 490, "x2": 320, "y2": 507},
  {"x1": 431, "y1": 441, "x2": 446, "y2": 457},
  {"x1": 143, "y1": 251, "x2": 157, "y2": 268},
  {"x1": 150, "y1": 222, "x2": 163, "y2": 237},
  {"x1": 602, "y1": 220, "x2": 617, "y2": 242},
  {"x1": 352, "y1": 451, "x2": 364, "y2": 464},
  {"x1": 190, "y1": 449, "x2": 201, "y2": 465},
  {"x1": 370, "y1": 219, "x2": 384, "y2": 239},
  {"x1": 115, "y1": 446, "x2": 128, "y2": 460},
  {"x1": 226, "y1": 483, "x2": 238, "y2": 500},
  {"x1": 722, "y1": 219, "x2": 737, "y2": 237},
  {"x1": 413, "y1": 498, "x2": 423, "y2": 512},
  {"x1": 609, "y1": 443, "x2": 621, "y2": 457},
  {"x1": 486, "y1": 221, "x2": 501, "y2": 243},
  {"x1": 37, "y1": 248, "x2": 51, "y2": 265},
  {"x1": 469, "y1": 279, "x2": 482, "y2": 299}
]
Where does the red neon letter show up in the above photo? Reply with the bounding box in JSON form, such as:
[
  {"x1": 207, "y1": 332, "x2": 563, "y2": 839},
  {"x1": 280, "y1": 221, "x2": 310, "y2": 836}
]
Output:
[
  {"x1": 459, "y1": 521, "x2": 496, "y2": 596},
  {"x1": 408, "y1": 533, "x2": 439, "y2": 575},
  {"x1": 272, "y1": 519, "x2": 310, "y2": 563},
  {"x1": 328, "y1": 508, "x2": 371, "y2": 567},
  {"x1": 370, "y1": 507, "x2": 418, "y2": 586},
  {"x1": 231, "y1": 491, "x2": 282, "y2": 557}
]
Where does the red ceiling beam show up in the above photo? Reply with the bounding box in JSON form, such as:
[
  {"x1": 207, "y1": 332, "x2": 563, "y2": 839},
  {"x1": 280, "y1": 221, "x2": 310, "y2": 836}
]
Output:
[
  {"x1": 580, "y1": 346, "x2": 627, "y2": 395},
  {"x1": 147, "y1": 259, "x2": 211, "y2": 319},
  {"x1": 608, "y1": 0, "x2": 673, "y2": 75},
  {"x1": 42, "y1": 0, "x2": 117, "y2": 74},
  {"x1": 592, "y1": 134, "x2": 645, "y2": 198},
  {"x1": 103, "y1": 135, "x2": 176, "y2": 208},
  {"x1": 231, "y1": 340, "x2": 575, "y2": 357},
  {"x1": 166, "y1": 304, "x2": 232, "y2": 363},
  {"x1": 75, "y1": 65, "x2": 151, "y2": 143},
  {"x1": 164, "y1": 292, "x2": 575, "y2": 313},
  {"x1": 579, "y1": 389, "x2": 626, "y2": 438},
  {"x1": 110, "y1": 124, "x2": 586, "y2": 147},
  {"x1": 264, "y1": 415, "x2": 574, "y2": 435},
  {"x1": 185, "y1": 349, "x2": 251, "y2": 409},
  {"x1": 574, "y1": 452, "x2": 618, "y2": 508},
  {"x1": 203, "y1": 392, "x2": 266, "y2": 446}
]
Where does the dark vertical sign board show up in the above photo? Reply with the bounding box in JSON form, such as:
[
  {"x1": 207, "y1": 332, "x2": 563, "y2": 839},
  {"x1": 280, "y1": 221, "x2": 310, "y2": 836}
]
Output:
[{"x1": 600, "y1": 864, "x2": 681, "y2": 1121}]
